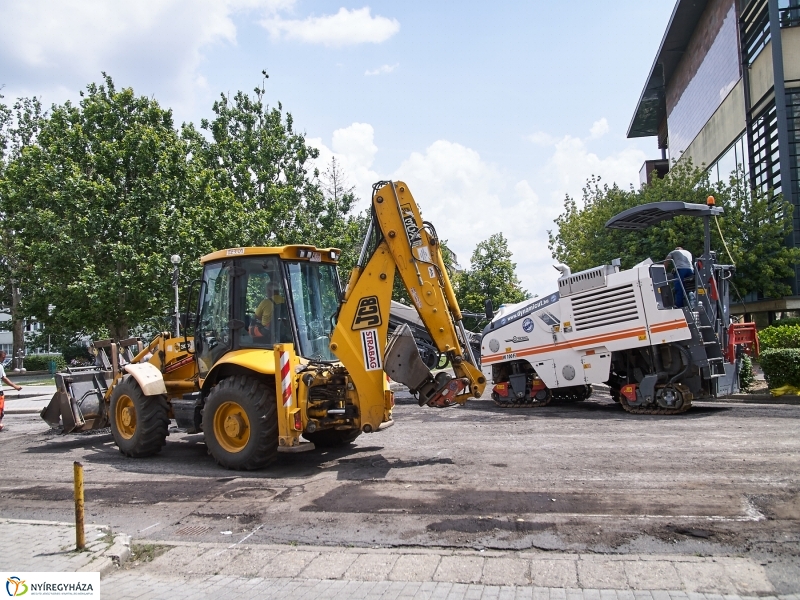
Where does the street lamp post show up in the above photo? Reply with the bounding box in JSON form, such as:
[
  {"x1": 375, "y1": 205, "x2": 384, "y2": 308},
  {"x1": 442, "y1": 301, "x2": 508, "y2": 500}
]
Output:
[{"x1": 171, "y1": 255, "x2": 181, "y2": 338}]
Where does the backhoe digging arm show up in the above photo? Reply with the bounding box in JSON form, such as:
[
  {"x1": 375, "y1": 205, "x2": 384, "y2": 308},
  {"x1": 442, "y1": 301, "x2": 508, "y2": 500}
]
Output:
[{"x1": 330, "y1": 181, "x2": 486, "y2": 413}]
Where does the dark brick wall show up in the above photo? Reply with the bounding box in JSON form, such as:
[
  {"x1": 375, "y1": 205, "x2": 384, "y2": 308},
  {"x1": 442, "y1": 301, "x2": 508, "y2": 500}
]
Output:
[{"x1": 666, "y1": 0, "x2": 742, "y2": 155}]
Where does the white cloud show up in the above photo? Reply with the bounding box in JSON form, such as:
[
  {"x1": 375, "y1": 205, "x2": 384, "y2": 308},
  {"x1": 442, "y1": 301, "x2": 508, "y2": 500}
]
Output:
[
  {"x1": 589, "y1": 117, "x2": 609, "y2": 139},
  {"x1": 528, "y1": 120, "x2": 646, "y2": 204},
  {"x1": 317, "y1": 122, "x2": 647, "y2": 296},
  {"x1": 0, "y1": 0, "x2": 289, "y2": 105},
  {"x1": 528, "y1": 131, "x2": 557, "y2": 146},
  {"x1": 365, "y1": 63, "x2": 399, "y2": 76},
  {"x1": 544, "y1": 135, "x2": 645, "y2": 201},
  {"x1": 308, "y1": 122, "x2": 380, "y2": 209},
  {"x1": 391, "y1": 141, "x2": 559, "y2": 293},
  {"x1": 261, "y1": 7, "x2": 400, "y2": 47}
]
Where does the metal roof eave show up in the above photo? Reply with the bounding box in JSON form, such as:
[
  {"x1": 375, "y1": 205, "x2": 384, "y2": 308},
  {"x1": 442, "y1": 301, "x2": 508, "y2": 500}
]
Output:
[
  {"x1": 627, "y1": 0, "x2": 710, "y2": 139},
  {"x1": 605, "y1": 201, "x2": 724, "y2": 230}
]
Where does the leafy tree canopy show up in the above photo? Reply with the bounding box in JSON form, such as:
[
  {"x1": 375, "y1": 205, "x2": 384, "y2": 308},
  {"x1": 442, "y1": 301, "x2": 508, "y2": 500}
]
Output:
[
  {"x1": 0, "y1": 75, "x2": 362, "y2": 349},
  {"x1": 455, "y1": 232, "x2": 529, "y2": 330},
  {"x1": 548, "y1": 160, "x2": 800, "y2": 299}
]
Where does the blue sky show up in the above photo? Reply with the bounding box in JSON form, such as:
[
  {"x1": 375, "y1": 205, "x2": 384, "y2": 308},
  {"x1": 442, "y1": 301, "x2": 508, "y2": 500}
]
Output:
[{"x1": 0, "y1": 0, "x2": 676, "y2": 295}]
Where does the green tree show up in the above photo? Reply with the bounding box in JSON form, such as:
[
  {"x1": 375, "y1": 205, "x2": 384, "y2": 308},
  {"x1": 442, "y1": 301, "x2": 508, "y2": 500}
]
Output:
[
  {"x1": 455, "y1": 232, "x2": 529, "y2": 329},
  {"x1": 316, "y1": 156, "x2": 368, "y2": 275},
  {"x1": 186, "y1": 83, "x2": 336, "y2": 247},
  {"x1": 0, "y1": 75, "x2": 366, "y2": 349},
  {"x1": 0, "y1": 96, "x2": 47, "y2": 361},
  {"x1": 548, "y1": 160, "x2": 800, "y2": 299},
  {"x1": 2, "y1": 75, "x2": 195, "y2": 341}
]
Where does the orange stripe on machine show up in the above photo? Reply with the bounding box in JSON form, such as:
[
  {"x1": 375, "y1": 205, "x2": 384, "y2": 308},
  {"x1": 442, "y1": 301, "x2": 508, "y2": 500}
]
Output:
[
  {"x1": 482, "y1": 326, "x2": 647, "y2": 365},
  {"x1": 648, "y1": 320, "x2": 689, "y2": 334}
]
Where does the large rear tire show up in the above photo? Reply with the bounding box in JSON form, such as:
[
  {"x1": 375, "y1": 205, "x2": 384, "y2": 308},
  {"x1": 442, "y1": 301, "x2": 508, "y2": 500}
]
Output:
[
  {"x1": 202, "y1": 376, "x2": 278, "y2": 470},
  {"x1": 110, "y1": 376, "x2": 169, "y2": 457},
  {"x1": 304, "y1": 429, "x2": 361, "y2": 447}
]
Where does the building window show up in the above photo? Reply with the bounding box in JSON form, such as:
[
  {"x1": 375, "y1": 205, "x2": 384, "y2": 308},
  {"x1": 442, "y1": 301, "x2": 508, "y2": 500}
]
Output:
[
  {"x1": 742, "y1": 0, "x2": 771, "y2": 66},
  {"x1": 743, "y1": 0, "x2": 800, "y2": 69},
  {"x1": 667, "y1": 2, "x2": 740, "y2": 156},
  {"x1": 750, "y1": 100, "x2": 782, "y2": 195},
  {"x1": 710, "y1": 134, "x2": 749, "y2": 185},
  {"x1": 780, "y1": 0, "x2": 800, "y2": 28},
  {"x1": 789, "y1": 88, "x2": 800, "y2": 200}
]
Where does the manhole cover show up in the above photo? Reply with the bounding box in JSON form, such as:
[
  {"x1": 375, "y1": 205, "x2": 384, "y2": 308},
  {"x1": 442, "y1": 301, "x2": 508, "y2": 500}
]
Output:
[
  {"x1": 222, "y1": 487, "x2": 277, "y2": 500},
  {"x1": 175, "y1": 525, "x2": 210, "y2": 536}
]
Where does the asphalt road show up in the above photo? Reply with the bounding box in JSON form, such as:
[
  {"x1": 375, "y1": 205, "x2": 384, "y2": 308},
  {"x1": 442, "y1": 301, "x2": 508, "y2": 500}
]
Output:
[{"x1": 1, "y1": 389, "x2": 798, "y2": 590}]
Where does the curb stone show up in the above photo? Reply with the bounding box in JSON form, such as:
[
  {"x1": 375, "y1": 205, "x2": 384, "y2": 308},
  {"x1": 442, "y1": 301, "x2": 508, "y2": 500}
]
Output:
[{"x1": 72, "y1": 531, "x2": 131, "y2": 575}]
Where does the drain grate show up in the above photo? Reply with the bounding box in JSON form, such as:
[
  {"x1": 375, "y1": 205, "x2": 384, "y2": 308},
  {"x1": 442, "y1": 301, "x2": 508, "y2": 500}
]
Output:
[{"x1": 175, "y1": 525, "x2": 211, "y2": 536}]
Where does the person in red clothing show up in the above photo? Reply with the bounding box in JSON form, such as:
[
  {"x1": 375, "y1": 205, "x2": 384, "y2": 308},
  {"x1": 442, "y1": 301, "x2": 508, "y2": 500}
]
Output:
[{"x1": 0, "y1": 350, "x2": 22, "y2": 432}]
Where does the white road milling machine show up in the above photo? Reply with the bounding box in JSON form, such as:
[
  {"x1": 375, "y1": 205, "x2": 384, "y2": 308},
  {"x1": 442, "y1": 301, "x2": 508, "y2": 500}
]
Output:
[{"x1": 480, "y1": 200, "x2": 759, "y2": 415}]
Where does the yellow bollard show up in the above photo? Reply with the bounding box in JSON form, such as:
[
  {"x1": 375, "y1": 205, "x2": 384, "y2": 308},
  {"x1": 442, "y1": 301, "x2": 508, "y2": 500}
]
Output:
[{"x1": 73, "y1": 461, "x2": 85, "y2": 550}]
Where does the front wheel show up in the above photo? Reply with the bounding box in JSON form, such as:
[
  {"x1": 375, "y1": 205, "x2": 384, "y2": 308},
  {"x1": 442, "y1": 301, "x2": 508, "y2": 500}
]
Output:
[
  {"x1": 202, "y1": 376, "x2": 278, "y2": 470},
  {"x1": 110, "y1": 376, "x2": 169, "y2": 457}
]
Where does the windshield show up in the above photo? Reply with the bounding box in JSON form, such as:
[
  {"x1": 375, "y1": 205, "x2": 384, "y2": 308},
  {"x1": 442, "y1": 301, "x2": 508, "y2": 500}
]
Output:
[{"x1": 286, "y1": 261, "x2": 340, "y2": 361}]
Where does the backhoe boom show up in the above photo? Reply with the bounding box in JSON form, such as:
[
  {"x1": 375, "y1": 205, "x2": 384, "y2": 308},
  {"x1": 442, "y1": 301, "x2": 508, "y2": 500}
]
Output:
[{"x1": 330, "y1": 181, "x2": 486, "y2": 416}]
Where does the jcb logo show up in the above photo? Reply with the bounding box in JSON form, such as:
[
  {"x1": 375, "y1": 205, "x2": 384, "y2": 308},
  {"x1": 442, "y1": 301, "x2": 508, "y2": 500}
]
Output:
[{"x1": 352, "y1": 296, "x2": 382, "y2": 330}]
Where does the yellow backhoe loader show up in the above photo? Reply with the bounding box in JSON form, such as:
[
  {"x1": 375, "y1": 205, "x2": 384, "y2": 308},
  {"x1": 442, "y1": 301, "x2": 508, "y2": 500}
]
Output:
[{"x1": 41, "y1": 181, "x2": 486, "y2": 469}]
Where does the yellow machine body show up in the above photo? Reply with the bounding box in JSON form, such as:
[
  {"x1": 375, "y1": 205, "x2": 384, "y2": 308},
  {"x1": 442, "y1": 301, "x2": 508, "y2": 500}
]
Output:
[{"x1": 42, "y1": 183, "x2": 484, "y2": 469}]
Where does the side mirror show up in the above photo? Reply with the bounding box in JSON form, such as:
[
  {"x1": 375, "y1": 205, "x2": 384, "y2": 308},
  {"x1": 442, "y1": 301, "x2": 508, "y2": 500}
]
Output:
[
  {"x1": 180, "y1": 312, "x2": 196, "y2": 329},
  {"x1": 484, "y1": 298, "x2": 494, "y2": 321}
]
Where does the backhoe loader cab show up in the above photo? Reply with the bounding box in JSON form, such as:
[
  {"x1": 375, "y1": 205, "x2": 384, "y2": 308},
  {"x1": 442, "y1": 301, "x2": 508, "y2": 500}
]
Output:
[{"x1": 194, "y1": 246, "x2": 342, "y2": 381}]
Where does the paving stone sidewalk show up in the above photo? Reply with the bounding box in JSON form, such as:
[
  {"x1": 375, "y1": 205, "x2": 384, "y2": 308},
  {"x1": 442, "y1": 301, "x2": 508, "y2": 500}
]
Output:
[
  {"x1": 1, "y1": 517, "x2": 130, "y2": 575},
  {"x1": 3, "y1": 518, "x2": 797, "y2": 599},
  {"x1": 104, "y1": 540, "x2": 794, "y2": 599}
]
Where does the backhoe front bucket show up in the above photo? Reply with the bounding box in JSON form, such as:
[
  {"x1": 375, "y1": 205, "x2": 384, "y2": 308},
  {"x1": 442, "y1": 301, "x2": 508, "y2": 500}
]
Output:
[
  {"x1": 384, "y1": 323, "x2": 462, "y2": 406},
  {"x1": 40, "y1": 370, "x2": 110, "y2": 433}
]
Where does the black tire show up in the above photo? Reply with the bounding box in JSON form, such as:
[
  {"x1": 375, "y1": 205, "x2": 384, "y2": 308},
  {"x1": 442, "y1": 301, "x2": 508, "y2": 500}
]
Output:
[
  {"x1": 202, "y1": 376, "x2": 278, "y2": 470},
  {"x1": 109, "y1": 376, "x2": 169, "y2": 458},
  {"x1": 304, "y1": 428, "x2": 361, "y2": 447}
]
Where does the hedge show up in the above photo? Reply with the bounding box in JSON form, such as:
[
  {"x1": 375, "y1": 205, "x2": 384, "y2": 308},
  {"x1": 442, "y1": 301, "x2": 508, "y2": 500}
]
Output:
[
  {"x1": 738, "y1": 354, "x2": 755, "y2": 392},
  {"x1": 759, "y1": 348, "x2": 800, "y2": 388},
  {"x1": 757, "y1": 324, "x2": 800, "y2": 350},
  {"x1": 23, "y1": 354, "x2": 66, "y2": 372},
  {"x1": 771, "y1": 317, "x2": 800, "y2": 328}
]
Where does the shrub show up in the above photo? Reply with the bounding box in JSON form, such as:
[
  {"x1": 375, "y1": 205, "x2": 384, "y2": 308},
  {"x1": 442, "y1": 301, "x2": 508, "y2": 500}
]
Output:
[
  {"x1": 24, "y1": 354, "x2": 66, "y2": 372},
  {"x1": 738, "y1": 354, "x2": 755, "y2": 392},
  {"x1": 757, "y1": 324, "x2": 800, "y2": 350},
  {"x1": 771, "y1": 317, "x2": 800, "y2": 328},
  {"x1": 759, "y1": 348, "x2": 800, "y2": 388},
  {"x1": 63, "y1": 344, "x2": 91, "y2": 364}
]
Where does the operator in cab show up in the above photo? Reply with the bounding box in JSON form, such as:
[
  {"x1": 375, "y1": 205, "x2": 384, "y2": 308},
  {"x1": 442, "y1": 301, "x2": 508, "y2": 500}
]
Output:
[
  {"x1": 250, "y1": 279, "x2": 286, "y2": 343},
  {"x1": 665, "y1": 246, "x2": 693, "y2": 308}
]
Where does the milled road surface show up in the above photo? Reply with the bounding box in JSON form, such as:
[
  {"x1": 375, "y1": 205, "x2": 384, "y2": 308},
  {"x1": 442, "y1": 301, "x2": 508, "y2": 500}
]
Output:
[{"x1": 1, "y1": 390, "x2": 798, "y2": 591}]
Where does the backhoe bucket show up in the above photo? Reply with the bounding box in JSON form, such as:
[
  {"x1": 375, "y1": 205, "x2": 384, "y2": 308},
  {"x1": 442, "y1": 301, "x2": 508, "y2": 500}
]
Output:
[
  {"x1": 385, "y1": 323, "x2": 461, "y2": 406},
  {"x1": 40, "y1": 370, "x2": 110, "y2": 433}
]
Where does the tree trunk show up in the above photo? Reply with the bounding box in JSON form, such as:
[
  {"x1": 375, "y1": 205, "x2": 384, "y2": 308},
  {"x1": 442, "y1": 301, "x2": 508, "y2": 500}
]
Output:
[
  {"x1": 11, "y1": 282, "x2": 24, "y2": 371},
  {"x1": 109, "y1": 323, "x2": 129, "y2": 341}
]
